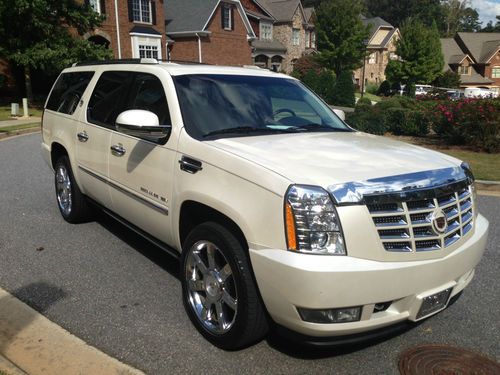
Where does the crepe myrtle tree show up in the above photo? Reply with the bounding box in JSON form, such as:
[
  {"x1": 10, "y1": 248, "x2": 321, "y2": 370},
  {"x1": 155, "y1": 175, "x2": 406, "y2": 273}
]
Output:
[
  {"x1": 386, "y1": 18, "x2": 444, "y2": 97},
  {"x1": 0, "y1": 0, "x2": 111, "y2": 101}
]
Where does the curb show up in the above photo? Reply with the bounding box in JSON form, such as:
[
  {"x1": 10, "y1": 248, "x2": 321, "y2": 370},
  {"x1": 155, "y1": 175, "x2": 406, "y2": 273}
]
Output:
[
  {"x1": 0, "y1": 128, "x2": 40, "y2": 141},
  {"x1": 0, "y1": 288, "x2": 144, "y2": 375}
]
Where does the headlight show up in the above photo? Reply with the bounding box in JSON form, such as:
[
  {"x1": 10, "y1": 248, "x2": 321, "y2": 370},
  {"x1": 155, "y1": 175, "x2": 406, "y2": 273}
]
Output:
[{"x1": 284, "y1": 185, "x2": 346, "y2": 255}]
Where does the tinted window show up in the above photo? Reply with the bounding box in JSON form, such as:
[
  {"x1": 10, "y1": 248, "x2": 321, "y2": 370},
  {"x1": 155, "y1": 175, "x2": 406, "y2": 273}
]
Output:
[
  {"x1": 88, "y1": 71, "x2": 132, "y2": 128},
  {"x1": 125, "y1": 73, "x2": 171, "y2": 125},
  {"x1": 46, "y1": 72, "x2": 94, "y2": 115},
  {"x1": 173, "y1": 74, "x2": 350, "y2": 140}
]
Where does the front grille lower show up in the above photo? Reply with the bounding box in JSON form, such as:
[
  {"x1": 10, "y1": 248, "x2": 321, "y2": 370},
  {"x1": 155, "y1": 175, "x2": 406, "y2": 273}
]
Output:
[{"x1": 368, "y1": 185, "x2": 474, "y2": 252}]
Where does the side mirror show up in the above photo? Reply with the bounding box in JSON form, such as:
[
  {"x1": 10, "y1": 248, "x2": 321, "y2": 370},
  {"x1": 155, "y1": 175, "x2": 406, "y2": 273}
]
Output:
[
  {"x1": 115, "y1": 109, "x2": 171, "y2": 142},
  {"x1": 333, "y1": 108, "x2": 346, "y2": 121}
]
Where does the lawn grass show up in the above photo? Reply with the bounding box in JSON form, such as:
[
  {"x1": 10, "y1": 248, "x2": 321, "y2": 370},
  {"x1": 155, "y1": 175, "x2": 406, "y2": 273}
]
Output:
[
  {"x1": 0, "y1": 104, "x2": 43, "y2": 120},
  {"x1": 0, "y1": 123, "x2": 40, "y2": 133},
  {"x1": 436, "y1": 149, "x2": 500, "y2": 181},
  {"x1": 355, "y1": 92, "x2": 381, "y2": 103}
]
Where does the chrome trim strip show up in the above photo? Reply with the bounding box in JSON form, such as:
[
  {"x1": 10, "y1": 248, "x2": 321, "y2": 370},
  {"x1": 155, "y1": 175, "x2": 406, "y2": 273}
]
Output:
[
  {"x1": 78, "y1": 165, "x2": 169, "y2": 215},
  {"x1": 328, "y1": 163, "x2": 474, "y2": 205}
]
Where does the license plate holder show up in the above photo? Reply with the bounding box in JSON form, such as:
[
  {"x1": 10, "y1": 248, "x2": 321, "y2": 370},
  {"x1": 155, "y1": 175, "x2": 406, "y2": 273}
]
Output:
[{"x1": 417, "y1": 288, "x2": 452, "y2": 319}]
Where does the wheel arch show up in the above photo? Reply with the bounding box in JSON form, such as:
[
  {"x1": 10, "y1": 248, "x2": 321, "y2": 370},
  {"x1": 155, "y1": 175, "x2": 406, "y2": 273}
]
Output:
[
  {"x1": 179, "y1": 200, "x2": 248, "y2": 252},
  {"x1": 50, "y1": 142, "x2": 68, "y2": 169}
]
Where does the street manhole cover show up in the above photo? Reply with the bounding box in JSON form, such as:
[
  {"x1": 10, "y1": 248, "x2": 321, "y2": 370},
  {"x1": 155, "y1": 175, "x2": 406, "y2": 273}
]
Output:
[{"x1": 399, "y1": 344, "x2": 500, "y2": 375}]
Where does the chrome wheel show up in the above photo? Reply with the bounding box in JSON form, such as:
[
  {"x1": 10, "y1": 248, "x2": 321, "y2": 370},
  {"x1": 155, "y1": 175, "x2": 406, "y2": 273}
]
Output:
[
  {"x1": 185, "y1": 240, "x2": 238, "y2": 334},
  {"x1": 55, "y1": 165, "x2": 72, "y2": 216}
]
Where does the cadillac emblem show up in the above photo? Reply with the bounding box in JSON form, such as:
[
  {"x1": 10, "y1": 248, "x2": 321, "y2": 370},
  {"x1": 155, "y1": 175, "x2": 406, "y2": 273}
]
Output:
[{"x1": 430, "y1": 209, "x2": 448, "y2": 235}]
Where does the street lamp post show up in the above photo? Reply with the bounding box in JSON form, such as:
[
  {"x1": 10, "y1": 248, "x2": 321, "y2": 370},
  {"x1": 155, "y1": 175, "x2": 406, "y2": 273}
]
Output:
[{"x1": 360, "y1": 39, "x2": 369, "y2": 99}]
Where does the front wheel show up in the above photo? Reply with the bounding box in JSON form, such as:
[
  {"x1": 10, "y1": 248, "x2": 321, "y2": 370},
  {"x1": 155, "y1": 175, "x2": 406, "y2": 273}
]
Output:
[
  {"x1": 181, "y1": 222, "x2": 268, "y2": 349},
  {"x1": 54, "y1": 156, "x2": 92, "y2": 223}
]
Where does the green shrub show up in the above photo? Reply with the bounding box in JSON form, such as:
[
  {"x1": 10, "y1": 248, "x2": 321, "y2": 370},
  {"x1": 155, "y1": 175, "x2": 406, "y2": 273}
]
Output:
[
  {"x1": 377, "y1": 80, "x2": 391, "y2": 96},
  {"x1": 346, "y1": 106, "x2": 387, "y2": 134},
  {"x1": 331, "y1": 71, "x2": 355, "y2": 107},
  {"x1": 366, "y1": 83, "x2": 379, "y2": 95},
  {"x1": 301, "y1": 69, "x2": 336, "y2": 104},
  {"x1": 385, "y1": 108, "x2": 429, "y2": 136},
  {"x1": 375, "y1": 97, "x2": 402, "y2": 111},
  {"x1": 356, "y1": 97, "x2": 372, "y2": 107}
]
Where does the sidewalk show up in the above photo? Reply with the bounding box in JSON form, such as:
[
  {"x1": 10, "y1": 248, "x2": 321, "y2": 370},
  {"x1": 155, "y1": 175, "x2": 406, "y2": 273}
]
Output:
[
  {"x1": 0, "y1": 288, "x2": 143, "y2": 375},
  {"x1": 0, "y1": 117, "x2": 41, "y2": 128}
]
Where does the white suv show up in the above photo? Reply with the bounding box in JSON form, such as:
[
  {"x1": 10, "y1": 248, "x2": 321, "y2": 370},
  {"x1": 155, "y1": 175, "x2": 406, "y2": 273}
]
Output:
[{"x1": 41, "y1": 59, "x2": 489, "y2": 349}]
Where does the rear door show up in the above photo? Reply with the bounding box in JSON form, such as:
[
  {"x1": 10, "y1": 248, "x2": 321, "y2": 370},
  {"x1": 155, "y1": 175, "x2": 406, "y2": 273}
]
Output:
[
  {"x1": 108, "y1": 72, "x2": 175, "y2": 244},
  {"x1": 77, "y1": 71, "x2": 132, "y2": 208}
]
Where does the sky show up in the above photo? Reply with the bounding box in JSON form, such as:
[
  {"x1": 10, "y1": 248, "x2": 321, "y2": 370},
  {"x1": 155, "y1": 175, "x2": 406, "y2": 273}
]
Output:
[{"x1": 470, "y1": 0, "x2": 500, "y2": 26}]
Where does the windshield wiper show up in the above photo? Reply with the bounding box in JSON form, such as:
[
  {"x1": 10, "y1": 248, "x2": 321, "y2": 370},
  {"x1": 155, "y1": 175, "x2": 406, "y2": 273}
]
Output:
[
  {"x1": 297, "y1": 123, "x2": 352, "y2": 132},
  {"x1": 203, "y1": 126, "x2": 299, "y2": 138}
]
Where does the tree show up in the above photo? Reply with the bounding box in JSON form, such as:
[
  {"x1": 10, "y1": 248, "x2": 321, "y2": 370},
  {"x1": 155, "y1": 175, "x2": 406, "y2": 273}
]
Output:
[
  {"x1": 481, "y1": 16, "x2": 500, "y2": 32},
  {"x1": 315, "y1": 0, "x2": 370, "y2": 77},
  {"x1": 0, "y1": 0, "x2": 112, "y2": 101},
  {"x1": 433, "y1": 71, "x2": 461, "y2": 88},
  {"x1": 385, "y1": 19, "x2": 444, "y2": 96},
  {"x1": 364, "y1": 0, "x2": 444, "y2": 28},
  {"x1": 377, "y1": 80, "x2": 392, "y2": 96},
  {"x1": 441, "y1": 0, "x2": 481, "y2": 36},
  {"x1": 331, "y1": 71, "x2": 355, "y2": 107},
  {"x1": 458, "y1": 7, "x2": 482, "y2": 32}
]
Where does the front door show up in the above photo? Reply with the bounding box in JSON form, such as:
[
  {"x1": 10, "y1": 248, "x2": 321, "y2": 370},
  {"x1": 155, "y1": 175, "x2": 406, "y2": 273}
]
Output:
[{"x1": 108, "y1": 72, "x2": 176, "y2": 244}]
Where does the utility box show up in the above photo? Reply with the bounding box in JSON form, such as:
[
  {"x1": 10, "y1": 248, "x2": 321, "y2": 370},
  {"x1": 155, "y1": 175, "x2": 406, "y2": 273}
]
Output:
[{"x1": 11, "y1": 103, "x2": 19, "y2": 117}]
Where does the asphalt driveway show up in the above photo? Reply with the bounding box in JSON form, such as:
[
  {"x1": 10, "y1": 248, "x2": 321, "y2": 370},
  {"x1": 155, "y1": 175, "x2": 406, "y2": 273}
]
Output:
[{"x1": 0, "y1": 133, "x2": 498, "y2": 374}]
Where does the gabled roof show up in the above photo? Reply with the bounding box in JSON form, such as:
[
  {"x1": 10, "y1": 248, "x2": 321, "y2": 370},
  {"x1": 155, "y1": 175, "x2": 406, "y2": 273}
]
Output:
[
  {"x1": 303, "y1": 7, "x2": 314, "y2": 22},
  {"x1": 440, "y1": 38, "x2": 472, "y2": 71},
  {"x1": 258, "y1": 0, "x2": 304, "y2": 23},
  {"x1": 362, "y1": 16, "x2": 396, "y2": 48},
  {"x1": 165, "y1": 0, "x2": 256, "y2": 38},
  {"x1": 251, "y1": 39, "x2": 287, "y2": 52},
  {"x1": 456, "y1": 32, "x2": 500, "y2": 64},
  {"x1": 460, "y1": 68, "x2": 494, "y2": 85},
  {"x1": 245, "y1": 9, "x2": 274, "y2": 22}
]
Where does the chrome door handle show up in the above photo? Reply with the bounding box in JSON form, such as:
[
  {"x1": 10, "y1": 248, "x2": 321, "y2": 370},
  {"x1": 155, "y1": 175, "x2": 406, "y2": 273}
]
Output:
[
  {"x1": 77, "y1": 131, "x2": 89, "y2": 142},
  {"x1": 110, "y1": 144, "x2": 126, "y2": 157}
]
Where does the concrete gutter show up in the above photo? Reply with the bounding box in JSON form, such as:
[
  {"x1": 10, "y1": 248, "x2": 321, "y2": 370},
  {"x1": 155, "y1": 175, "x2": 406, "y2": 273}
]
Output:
[{"x1": 0, "y1": 288, "x2": 143, "y2": 375}]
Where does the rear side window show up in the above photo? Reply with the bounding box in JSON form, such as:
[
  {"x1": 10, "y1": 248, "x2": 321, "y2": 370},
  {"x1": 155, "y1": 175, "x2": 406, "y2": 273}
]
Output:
[
  {"x1": 46, "y1": 72, "x2": 94, "y2": 115},
  {"x1": 88, "y1": 71, "x2": 132, "y2": 128}
]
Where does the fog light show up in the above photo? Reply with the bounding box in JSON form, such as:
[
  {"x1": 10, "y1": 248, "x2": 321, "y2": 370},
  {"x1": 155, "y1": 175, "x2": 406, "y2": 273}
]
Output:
[{"x1": 298, "y1": 306, "x2": 362, "y2": 323}]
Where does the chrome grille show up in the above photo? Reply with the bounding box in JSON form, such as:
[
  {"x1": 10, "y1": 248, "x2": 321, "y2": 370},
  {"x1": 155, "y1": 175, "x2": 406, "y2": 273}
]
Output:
[{"x1": 368, "y1": 186, "x2": 474, "y2": 252}]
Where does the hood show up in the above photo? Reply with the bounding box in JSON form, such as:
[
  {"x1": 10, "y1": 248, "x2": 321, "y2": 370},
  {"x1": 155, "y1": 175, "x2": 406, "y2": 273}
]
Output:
[{"x1": 208, "y1": 132, "x2": 462, "y2": 188}]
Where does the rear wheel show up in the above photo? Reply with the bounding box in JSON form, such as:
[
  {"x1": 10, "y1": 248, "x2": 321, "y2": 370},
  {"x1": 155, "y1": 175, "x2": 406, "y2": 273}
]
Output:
[
  {"x1": 181, "y1": 222, "x2": 268, "y2": 349},
  {"x1": 54, "y1": 156, "x2": 92, "y2": 223}
]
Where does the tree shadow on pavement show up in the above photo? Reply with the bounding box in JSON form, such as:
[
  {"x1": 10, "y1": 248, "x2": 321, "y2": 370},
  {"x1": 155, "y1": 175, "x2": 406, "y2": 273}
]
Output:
[
  {"x1": 94, "y1": 210, "x2": 180, "y2": 280},
  {"x1": 0, "y1": 282, "x2": 67, "y2": 353}
]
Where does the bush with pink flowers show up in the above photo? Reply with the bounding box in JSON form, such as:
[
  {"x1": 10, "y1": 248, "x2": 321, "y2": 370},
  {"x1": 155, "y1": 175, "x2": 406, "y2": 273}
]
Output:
[{"x1": 430, "y1": 98, "x2": 500, "y2": 153}]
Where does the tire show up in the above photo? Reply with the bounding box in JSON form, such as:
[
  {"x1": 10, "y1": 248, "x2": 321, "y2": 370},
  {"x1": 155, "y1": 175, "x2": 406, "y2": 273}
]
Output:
[
  {"x1": 181, "y1": 222, "x2": 269, "y2": 349},
  {"x1": 54, "y1": 155, "x2": 92, "y2": 223}
]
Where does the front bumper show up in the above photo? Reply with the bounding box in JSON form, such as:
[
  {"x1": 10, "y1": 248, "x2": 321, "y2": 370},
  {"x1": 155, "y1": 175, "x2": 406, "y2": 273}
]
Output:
[{"x1": 250, "y1": 214, "x2": 489, "y2": 338}]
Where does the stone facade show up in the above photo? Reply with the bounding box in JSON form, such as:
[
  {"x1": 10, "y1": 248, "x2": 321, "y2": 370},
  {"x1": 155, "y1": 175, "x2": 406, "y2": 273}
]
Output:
[{"x1": 273, "y1": 7, "x2": 306, "y2": 73}]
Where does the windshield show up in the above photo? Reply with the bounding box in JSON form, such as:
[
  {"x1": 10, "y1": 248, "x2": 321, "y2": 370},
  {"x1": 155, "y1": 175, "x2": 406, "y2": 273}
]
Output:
[{"x1": 173, "y1": 74, "x2": 352, "y2": 140}]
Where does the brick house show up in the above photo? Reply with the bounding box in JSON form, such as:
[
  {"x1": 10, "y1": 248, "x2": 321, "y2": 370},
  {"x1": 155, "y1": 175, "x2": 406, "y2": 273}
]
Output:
[
  {"x1": 247, "y1": 0, "x2": 316, "y2": 73},
  {"x1": 164, "y1": 0, "x2": 256, "y2": 66},
  {"x1": 353, "y1": 16, "x2": 400, "y2": 90},
  {"x1": 441, "y1": 32, "x2": 500, "y2": 94},
  {"x1": 83, "y1": 0, "x2": 166, "y2": 60}
]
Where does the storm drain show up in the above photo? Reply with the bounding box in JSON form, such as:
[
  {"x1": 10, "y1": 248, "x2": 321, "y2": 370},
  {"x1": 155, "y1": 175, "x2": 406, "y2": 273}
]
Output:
[{"x1": 399, "y1": 344, "x2": 500, "y2": 375}]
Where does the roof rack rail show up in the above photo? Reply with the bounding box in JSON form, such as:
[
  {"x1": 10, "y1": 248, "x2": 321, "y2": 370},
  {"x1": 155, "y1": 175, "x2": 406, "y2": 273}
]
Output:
[{"x1": 73, "y1": 58, "x2": 160, "y2": 67}]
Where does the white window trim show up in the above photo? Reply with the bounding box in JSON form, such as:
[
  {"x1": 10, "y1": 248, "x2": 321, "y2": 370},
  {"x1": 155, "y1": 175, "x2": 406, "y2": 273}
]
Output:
[
  {"x1": 132, "y1": 0, "x2": 152, "y2": 24},
  {"x1": 292, "y1": 28, "x2": 300, "y2": 46},
  {"x1": 311, "y1": 32, "x2": 316, "y2": 48},
  {"x1": 492, "y1": 66, "x2": 500, "y2": 79},
  {"x1": 305, "y1": 30, "x2": 310, "y2": 48},
  {"x1": 223, "y1": 5, "x2": 232, "y2": 30},
  {"x1": 89, "y1": 0, "x2": 101, "y2": 14},
  {"x1": 130, "y1": 34, "x2": 162, "y2": 60},
  {"x1": 260, "y1": 21, "x2": 273, "y2": 41}
]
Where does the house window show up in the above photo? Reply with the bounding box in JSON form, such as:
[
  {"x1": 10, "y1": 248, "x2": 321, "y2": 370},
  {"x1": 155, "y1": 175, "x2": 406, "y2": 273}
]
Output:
[
  {"x1": 305, "y1": 31, "x2": 310, "y2": 48},
  {"x1": 292, "y1": 28, "x2": 300, "y2": 46},
  {"x1": 89, "y1": 0, "x2": 101, "y2": 13},
  {"x1": 368, "y1": 52, "x2": 376, "y2": 64},
  {"x1": 260, "y1": 22, "x2": 272, "y2": 41},
  {"x1": 459, "y1": 65, "x2": 471, "y2": 75},
  {"x1": 222, "y1": 5, "x2": 232, "y2": 30},
  {"x1": 492, "y1": 66, "x2": 500, "y2": 78},
  {"x1": 132, "y1": 0, "x2": 151, "y2": 23},
  {"x1": 311, "y1": 32, "x2": 316, "y2": 48},
  {"x1": 139, "y1": 45, "x2": 158, "y2": 59}
]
